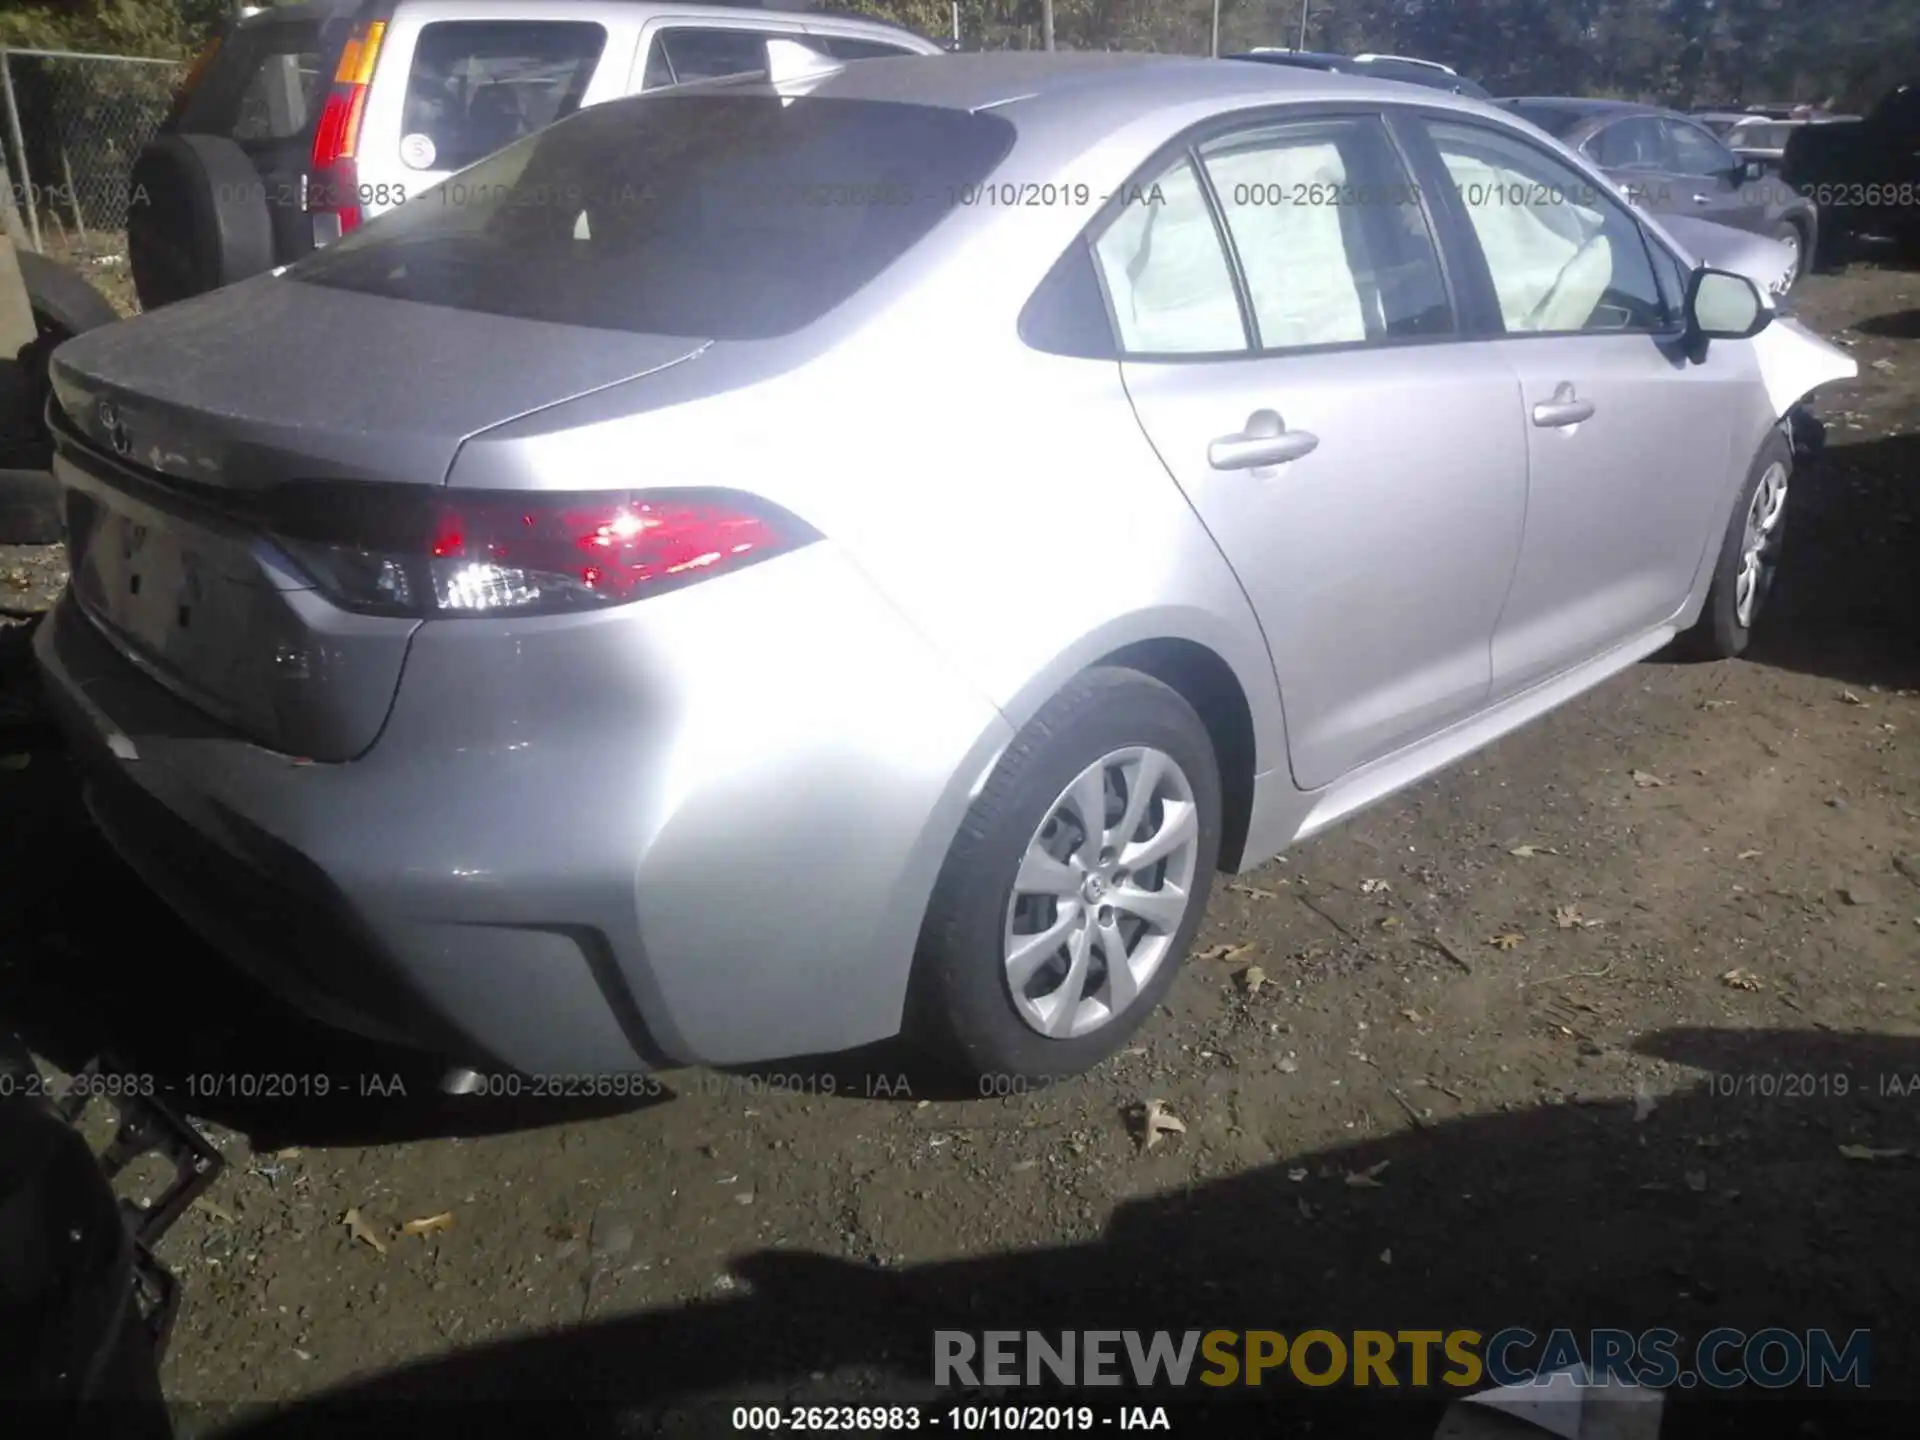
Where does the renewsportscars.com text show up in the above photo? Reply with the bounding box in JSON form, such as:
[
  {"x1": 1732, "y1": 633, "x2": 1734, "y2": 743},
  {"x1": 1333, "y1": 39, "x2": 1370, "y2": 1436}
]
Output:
[{"x1": 935, "y1": 1327, "x2": 1872, "y2": 1390}]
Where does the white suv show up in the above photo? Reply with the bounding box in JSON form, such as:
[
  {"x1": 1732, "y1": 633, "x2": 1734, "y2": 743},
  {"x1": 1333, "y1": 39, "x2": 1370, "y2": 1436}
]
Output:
[{"x1": 127, "y1": 0, "x2": 944, "y2": 308}]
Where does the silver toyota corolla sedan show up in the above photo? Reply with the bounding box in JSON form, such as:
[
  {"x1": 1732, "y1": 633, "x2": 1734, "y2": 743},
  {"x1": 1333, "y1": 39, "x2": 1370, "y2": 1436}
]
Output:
[{"x1": 35, "y1": 54, "x2": 1854, "y2": 1086}]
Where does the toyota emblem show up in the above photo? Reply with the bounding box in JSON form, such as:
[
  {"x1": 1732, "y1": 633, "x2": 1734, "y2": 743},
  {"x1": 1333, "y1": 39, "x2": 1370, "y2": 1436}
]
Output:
[{"x1": 97, "y1": 399, "x2": 131, "y2": 456}]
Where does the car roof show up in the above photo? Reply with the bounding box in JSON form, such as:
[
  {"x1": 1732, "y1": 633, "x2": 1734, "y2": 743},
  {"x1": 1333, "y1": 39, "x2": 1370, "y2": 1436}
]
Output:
[
  {"x1": 235, "y1": 0, "x2": 930, "y2": 36},
  {"x1": 791, "y1": 50, "x2": 1499, "y2": 118}
]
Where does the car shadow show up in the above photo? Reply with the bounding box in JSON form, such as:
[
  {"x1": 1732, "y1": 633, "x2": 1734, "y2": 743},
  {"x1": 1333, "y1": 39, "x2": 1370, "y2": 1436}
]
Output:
[
  {"x1": 1741, "y1": 432, "x2": 1920, "y2": 691},
  {"x1": 208, "y1": 1026, "x2": 1920, "y2": 1440},
  {"x1": 1849, "y1": 309, "x2": 1920, "y2": 340}
]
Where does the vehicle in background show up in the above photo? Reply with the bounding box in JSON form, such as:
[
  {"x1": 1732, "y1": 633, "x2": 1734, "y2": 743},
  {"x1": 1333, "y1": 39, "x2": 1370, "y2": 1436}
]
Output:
[
  {"x1": 1229, "y1": 48, "x2": 1492, "y2": 100},
  {"x1": 1780, "y1": 80, "x2": 1920, "y2": 266},
  {"x1": 37, "y1": 56, "x2": 1853, "y2": 1089},
  {"x1": 126, "y1": 0, "x2": 944, "y2": 311},
  {"x1": 1501, "y1": 97, "x2": 1819, "y2": 288}
]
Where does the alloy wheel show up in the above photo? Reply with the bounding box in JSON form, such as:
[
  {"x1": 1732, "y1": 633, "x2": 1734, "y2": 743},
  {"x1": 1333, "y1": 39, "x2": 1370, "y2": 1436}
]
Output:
[
  {"x1": 1002, "y1": 746, "x2": 1201, "y2": 1039},
  {"x1": 1734, "y1": 460, "x2": 1789, "y2": 629}
]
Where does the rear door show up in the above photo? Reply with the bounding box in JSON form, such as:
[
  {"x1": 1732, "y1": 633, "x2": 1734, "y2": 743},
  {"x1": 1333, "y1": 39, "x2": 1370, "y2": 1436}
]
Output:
[
  {"x1": 1111, "y1": 111, "x2": 1528, "y2": 790},
  {"x1": 353, "y1": 9, "x2": 626, "y2": 220},
  {"x1": 171, "y1": 12, "x2": 345, "y2": 262}
]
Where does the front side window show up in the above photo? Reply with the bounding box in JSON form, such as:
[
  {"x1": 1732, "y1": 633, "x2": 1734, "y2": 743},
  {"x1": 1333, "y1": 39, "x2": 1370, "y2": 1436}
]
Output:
[
  {"x1": 1426, "y1": 119, "x2": 1669, "y2": 335},
  {"x1": 1662, "y1": 119, "x2": 1737, "y2": 176},
  {"x1": 285, "y1": 93, "x2": 1015, "y2": 340},
  {"x1": 1200, "y1": 115, "x2": 1452, "y2": 350},
  {"x1": 1090, "y1": 158, "x2": 1245, "y2": 356},
  {"x1": 401, "y1": 21, "x2": 606, "y2": 173}
]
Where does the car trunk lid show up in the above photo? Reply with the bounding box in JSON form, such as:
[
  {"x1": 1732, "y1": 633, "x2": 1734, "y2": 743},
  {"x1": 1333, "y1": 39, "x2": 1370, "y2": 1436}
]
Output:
[{"x1": 48, "y1": 277, "x2": 709, "y2": 760}]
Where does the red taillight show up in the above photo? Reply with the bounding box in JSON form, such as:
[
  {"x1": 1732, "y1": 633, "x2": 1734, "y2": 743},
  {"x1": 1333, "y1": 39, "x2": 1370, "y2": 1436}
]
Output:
[
  {"x1": 265, "y1": 486, "x2": 817, "y2": 618},
  {"x1": 308, "y1": 20, "x2": 386, "y2": 231}
]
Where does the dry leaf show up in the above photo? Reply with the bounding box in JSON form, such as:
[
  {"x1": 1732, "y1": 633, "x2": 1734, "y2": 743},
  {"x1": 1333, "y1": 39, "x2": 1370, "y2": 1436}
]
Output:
[
  {"x1": 1378, "y1": 915, "x2": 1403, "y2": 930},
  {"x1": 1553, "y1": 904, "x2": 1603, "y2": 930},
  {"x1": 1840, "y1": 690, "x2": 1866, "y2": 706},
  {"x1": 1194, "y1": 942, "x2": 1256, "y2": 964},
  {"x1": 271, "y1": 1147, "x2": 303, "y2": 1161},
  {"x1": 1838, "y1": 1144, "x2": 1908, "y2": 1162},
  {"x1": 401, "y1": 1212, "x2": 455, "y2": 1238},
  {"x1": 1231, "y1": 884, "x2": 1278, "y2": 900},
  {"x1": 1401, "y1": 1008, "x2": 1423, "y2": 1023},
  {"x1": 1631, "y1": 770, "x2": 1666, "y2": 789},
  {"x1": 1737, "y1": 849, "x2": 1763, "y2": 861},
  {"x1": 342, "y1": 1206, "x2": 387, "y2": 1255},
  {"x1": 1487, "y1": 932, "x2": 1525, "y2": 951},
  {"x1": 1238, "y1": 964, "x2": 1267, "y2": 996},
  {"x1": 1138, "y1": 1099, "x2": 1186, "y2": 1151},
  {"x1": 1509, "y1": 844, "x2": 1560, "y2": 858},
  {"x1": 1344, "y1": 1160, "x2": 1391, "y2": 1189},
  {"x1": 1720, "y1": 968, "x2": 1763, "y2": 992},
  {"x1": 1360, "y1": 878, "x2": 1392, "y2": 895},
  {"x1": 195, "y1": 1199, "x2": 236, "y2": 1224}
]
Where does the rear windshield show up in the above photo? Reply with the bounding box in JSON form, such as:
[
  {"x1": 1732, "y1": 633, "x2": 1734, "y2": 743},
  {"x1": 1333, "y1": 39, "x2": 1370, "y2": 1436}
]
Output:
[
  {"x1": 285, "y1": 92, "x2": 1016, "y2": 339},
  {"x1": 177, "y1": 18, "x2": 334, "y2": 141},
  {"x1": 402, "y1": 20, "x2": 608, "y2": 173}
]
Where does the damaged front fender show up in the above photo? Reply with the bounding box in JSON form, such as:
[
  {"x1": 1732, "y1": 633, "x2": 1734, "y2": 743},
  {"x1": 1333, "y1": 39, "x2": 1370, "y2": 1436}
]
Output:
[{"x1": 1751, "y1": 313, "x2": 1858, "y2": 423}]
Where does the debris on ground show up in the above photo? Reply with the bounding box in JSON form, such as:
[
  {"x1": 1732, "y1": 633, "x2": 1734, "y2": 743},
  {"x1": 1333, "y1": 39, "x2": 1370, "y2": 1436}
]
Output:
[{"x1": 1134, "y1": 1099, "x2": 1187, "y2": 1151}]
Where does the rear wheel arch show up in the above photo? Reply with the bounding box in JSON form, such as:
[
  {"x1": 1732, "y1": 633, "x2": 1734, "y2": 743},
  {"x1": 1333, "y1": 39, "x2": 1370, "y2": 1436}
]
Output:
[{"x1": 1096, "y1": 637, "x2": 1257, "y2": 872}]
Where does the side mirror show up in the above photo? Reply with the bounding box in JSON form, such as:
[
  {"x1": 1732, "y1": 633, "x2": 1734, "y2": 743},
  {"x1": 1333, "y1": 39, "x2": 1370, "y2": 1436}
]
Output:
[
  {"x1": 1737, "y1": 157, "x2": 1766, "y2": 183},
  {"x1": 1687, "y1": 267, "x2": 1772, "y2": 342}
]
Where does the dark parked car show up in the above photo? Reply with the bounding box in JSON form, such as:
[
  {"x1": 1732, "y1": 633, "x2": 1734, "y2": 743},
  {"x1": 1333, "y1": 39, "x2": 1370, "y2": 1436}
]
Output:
[
  {"x1": 1502, "y1": 97, "x2": 1819, "y2": 287},
  {"x1": 1227, "y1": 49, "x2": 1492, "y2": 100},
  {"x1": 1780, "y1": 81, "x2": 1920, "y2": 265}
]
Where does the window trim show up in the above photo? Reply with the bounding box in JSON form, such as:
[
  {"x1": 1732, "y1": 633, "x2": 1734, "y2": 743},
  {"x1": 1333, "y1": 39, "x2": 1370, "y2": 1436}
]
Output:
[
  {"x1": 1068, "y1": 102, "x2": 1469, "y2": 365},
  {"x1": 1403, "y1": 111, "x2": 1689, "y2": 343}
]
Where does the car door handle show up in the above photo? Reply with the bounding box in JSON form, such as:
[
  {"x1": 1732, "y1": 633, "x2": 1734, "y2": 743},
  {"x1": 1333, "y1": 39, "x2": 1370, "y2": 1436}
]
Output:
[
  {"x1": 1208, "y1": 409, "x2": 1319, "y2": 471},
  {"x1": 1532, "y1": 385, "x2": 1595, "y2": 428}
]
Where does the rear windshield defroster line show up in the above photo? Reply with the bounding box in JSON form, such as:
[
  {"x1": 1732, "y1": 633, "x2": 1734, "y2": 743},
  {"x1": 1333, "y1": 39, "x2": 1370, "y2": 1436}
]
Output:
[{"x1": 284, "y1": 93, "x2": 1018, "y2": 340}]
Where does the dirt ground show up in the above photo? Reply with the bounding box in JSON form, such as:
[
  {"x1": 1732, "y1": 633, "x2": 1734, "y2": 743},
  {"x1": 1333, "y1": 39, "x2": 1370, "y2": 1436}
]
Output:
[{"x1": 1, "y1": 263, "x2": 1917, "y2": 1437}]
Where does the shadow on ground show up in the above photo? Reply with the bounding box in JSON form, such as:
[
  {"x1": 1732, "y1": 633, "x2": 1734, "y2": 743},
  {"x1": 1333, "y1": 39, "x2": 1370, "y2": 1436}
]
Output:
[
  {"x1": 1742, "y1": 432, "x2": 1920, "y2": 691},
  {"x1": 194, "y1": 1027, "x2": 1920, "y2": 1440}
]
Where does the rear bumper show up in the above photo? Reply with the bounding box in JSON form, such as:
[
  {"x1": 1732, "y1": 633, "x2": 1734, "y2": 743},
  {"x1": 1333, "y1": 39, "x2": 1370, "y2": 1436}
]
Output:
[{"x1": 33, "y1": 544, "x2": 1013, "y2": 1074}]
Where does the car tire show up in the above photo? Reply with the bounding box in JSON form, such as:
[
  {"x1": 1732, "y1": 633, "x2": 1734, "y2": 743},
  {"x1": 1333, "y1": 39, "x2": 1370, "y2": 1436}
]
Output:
[
  {"x1": 909, "y1": 666, "x2": 1222, "y2": 1086},
  {"x1": 1769, "y1": 219, "x2": 1807, "y2": 291},
  {"x1": 1675, "y1": 429, "x2": 1794, "y2": 661},
  {"x1": 127, "y1": 134, "x2": 276, "y2": 311}
]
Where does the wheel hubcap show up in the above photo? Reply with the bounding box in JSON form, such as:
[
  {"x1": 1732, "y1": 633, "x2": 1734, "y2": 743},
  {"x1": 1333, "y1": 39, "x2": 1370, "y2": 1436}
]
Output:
[
  {"x1": 1003, "y1": 746, "x2": 1201, "y2": 1040},
  {"x1": 1734, "y1": 460, "x2": 1789, "y2": 629}
]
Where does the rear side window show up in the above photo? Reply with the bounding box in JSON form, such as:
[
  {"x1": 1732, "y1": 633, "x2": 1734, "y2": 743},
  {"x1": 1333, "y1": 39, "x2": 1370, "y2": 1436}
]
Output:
[
  {"x1": 285, "y1": 93, "x2": 1016, "y2": 339},
  {"x1": 811, "y1": 36, "x2": 921, "y2": 61},
  {"x1": 641, "y1": 28, "x2": 801, "y2": 88},
  {"x1": 176, "y1": 19, "x2": 331, "y2": 141},
  {"x1": 402, "y1": 21, "x2": 606, "y2": 173}
]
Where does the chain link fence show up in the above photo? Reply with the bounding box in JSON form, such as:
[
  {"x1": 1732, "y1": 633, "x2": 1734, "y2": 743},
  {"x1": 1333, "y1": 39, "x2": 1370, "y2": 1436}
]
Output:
[{"x1": 0, "y1": 47, "x2": 186, "y2": 260}]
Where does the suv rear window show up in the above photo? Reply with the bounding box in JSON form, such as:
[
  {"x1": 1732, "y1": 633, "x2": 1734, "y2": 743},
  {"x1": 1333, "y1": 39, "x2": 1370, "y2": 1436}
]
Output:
[
  {"x1": 402, "y1": 20, "x2": 607, "y2": 173},
  {"x1": 285, "y1": 93, "x2": 1016, "y2": 339},
  {"x1": 176, "y1": 18, "x2": 332, "y2": 141}
]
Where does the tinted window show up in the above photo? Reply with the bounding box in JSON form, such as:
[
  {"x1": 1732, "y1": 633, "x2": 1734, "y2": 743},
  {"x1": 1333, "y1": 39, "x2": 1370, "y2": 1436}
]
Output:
[
  {"x1": 286, "y1": 94, "x2": 1015, "y2": 339},
  {"x1": 1589, "y1": 117, "x2": 1664, "y2": 169},
  {"x1": 813, "y1": 36, "x2": 920, "y2": 60},
  {"x1": 1426, "y1": 119, "x2": 1669, "y2": 335},
  {"x1": 1200, "y1": 116, "x2": 1452, "y2": 349},
  {"x1": 1091, "y1": 158, "x2": 1245, "y2": 355},
  {"x1": 641, "y1": 27, "x2": 797, "y2": 88},
  {"x1": 1662, "y1": 120, "x2": 1735, "y2": 175},
  {"x1": 402, "y1": 21, "x2": 606, "y2": 173},
  {"x1": 177, "y1": 19, "x2": 330, "y2": 141}
]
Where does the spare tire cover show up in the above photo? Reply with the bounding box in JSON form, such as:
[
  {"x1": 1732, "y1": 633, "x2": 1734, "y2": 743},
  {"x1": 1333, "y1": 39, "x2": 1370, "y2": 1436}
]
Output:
[{"x1": 128, "y1": 133, "x2": 276, "y2": 310}]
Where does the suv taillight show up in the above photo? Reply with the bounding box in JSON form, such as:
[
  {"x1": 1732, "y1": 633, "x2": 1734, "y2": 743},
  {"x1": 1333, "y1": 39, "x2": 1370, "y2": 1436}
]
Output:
[
  {"x1": 308, "y1": 19, "x2": 387, "y2": 231},
  {"x1": 265, "y1": 484, "x2": 819, "y2": 617}
]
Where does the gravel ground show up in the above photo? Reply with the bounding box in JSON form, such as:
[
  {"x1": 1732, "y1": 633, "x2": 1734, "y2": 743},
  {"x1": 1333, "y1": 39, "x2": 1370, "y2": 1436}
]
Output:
[{"x1": 1, "y1": 263, "x2": 1916, "y2": 1438}]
